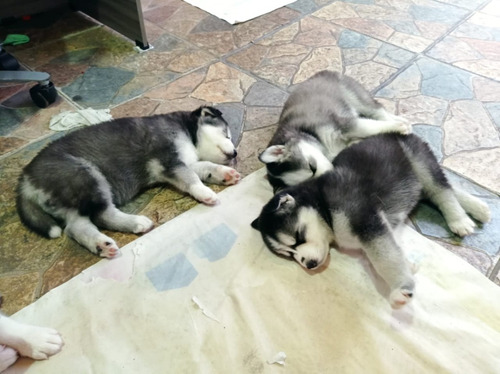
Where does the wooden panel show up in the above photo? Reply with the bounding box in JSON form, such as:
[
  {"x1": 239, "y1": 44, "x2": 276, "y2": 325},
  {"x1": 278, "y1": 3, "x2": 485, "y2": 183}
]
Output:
[
  {"x1": 70, "y1": 0, "x2": 149, "y2": 48},
  {"x1": 1, "y1": 0, "x2": 67, "y2": 18}
]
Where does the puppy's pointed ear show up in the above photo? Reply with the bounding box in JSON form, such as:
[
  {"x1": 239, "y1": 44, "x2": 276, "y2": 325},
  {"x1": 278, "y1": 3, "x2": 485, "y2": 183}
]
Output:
[
  {"x1": 200, "y1": 106, "x2": 222, "y2": 118},
  {"x1": 259, "y1": 145, "x2": 287, "y2": 164},
  {"x1": 275, "y1": 193, "x2": 295, "y2": 213},
  {"x1": 251, "y1": 217, "x2": 260, "y2": 231}
]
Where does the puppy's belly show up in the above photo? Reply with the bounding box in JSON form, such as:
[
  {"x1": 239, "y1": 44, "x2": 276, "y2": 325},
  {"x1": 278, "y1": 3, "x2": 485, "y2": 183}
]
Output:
[
  {"x1": 335, "y1": 237, "x2": 363, "y2": 250},
  {"x1": 332, "y1": 212, "x2": 364, "y2": 249}
]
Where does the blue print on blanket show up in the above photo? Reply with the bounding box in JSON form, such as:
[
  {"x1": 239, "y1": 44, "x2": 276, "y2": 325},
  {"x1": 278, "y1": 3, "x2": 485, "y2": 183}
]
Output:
[
  {"x1": 192, "y1": 223, "x2": 236, "y2": 262},
  {"x1": 146, "y1": 253, "x2": 198, "y2": 291}
]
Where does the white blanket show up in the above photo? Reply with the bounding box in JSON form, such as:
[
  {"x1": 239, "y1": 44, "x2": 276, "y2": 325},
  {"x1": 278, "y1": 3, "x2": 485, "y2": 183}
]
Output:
[
  {"x1": 7, "y1": 169, "x2": 500, "y2": 373},
  {"x1": 182, "y1": 0, "x2": 296, "y2": 24}
]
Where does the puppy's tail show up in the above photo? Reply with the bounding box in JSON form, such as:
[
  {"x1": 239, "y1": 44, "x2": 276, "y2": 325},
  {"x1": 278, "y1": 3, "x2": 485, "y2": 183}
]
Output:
[{"x1": 16, "y1": 180, "x2": 62, "y2": 239}]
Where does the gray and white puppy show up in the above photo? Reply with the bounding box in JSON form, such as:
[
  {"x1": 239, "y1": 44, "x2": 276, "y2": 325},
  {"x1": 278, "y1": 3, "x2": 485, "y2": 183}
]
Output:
[
  {"x1": 259, "y1": 70, "x2": 411, "y2": 191},
  {"x1": 17, "y1": 106, "x2": 240, "y2": 258},
  {"x1": 252, "y1": 133, "x2": 490, "y2": 308}
]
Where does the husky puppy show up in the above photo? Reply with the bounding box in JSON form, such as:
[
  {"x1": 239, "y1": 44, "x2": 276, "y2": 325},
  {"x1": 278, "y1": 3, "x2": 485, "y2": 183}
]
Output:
[
  {"x1": 252, "y1": 133, "x2": 491, "y2": 308},
  {"x1": 259, "y1": 70, "x2": 412, "y2": 191},
  {"x1": 0, "y1": 310, "x2": 63, "y2": 372},
  {"x1": 17, "y1": 106, "x2": 240, "y2": 258}
]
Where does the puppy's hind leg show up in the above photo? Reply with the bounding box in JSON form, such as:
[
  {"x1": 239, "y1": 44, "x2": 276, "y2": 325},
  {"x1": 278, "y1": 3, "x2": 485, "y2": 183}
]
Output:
[
  {"x1": 366, "y1": 106, "x2": 408, "y2": 123},
  {"x1": 351, "y1": 211, "x2": 415, "y2": 308},
  {"x1": 349, "y1": 116, "x2": 412, "y2": 138},
  {"x1": 94, "y1": 205, "x2": 154, "y2": 234},
  {"x1": 402, "y1": 135, "x2": 488, "y2": 236},
  {"x1": 362, "y1": 233, "x2": 415, "y2": 309},
  {"x1": 454, "y1": 189, "x2": 491, "y2": 224},
  {"x1": 415, "y1": 166, "x2": 486, "y2": 236},
  {"x1": 64, "y1": 212, "x2": 119, "y2": 258},
  {"x1": 426, "y1": 186, "x2": 479, "y2": 237}
]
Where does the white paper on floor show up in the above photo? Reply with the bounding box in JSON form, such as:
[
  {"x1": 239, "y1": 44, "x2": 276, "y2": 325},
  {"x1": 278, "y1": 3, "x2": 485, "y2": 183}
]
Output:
[
  {"x1": 49, "y1": 108, "x2": 112, "y2": 131},
  {"x1": 182, "y1": 0, "x2": 295, "y2": 24},
  {"x1": 6, "y1": 168, "x2": 500, "y2": 373}
]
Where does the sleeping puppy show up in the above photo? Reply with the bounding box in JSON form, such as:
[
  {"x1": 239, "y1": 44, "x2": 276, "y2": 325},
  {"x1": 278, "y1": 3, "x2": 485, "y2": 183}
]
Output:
[
  {"x1": 17, "y1": 106, "x2": 240, "y2": 258},
  {"x1": 0, "y1": 294, "x2": 63, "y2": 372},
  {"x1": 258, "y1": 70, "x2": 411, "y2": 192},
  {"x1": 252, "y1": 133, "x2": 491, "y2": 308}
]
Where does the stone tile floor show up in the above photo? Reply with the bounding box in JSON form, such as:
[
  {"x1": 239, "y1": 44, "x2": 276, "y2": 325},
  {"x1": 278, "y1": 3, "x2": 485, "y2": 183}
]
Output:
[{"x1": 1, "y1": 0, "x2": 499, "y2": 315}]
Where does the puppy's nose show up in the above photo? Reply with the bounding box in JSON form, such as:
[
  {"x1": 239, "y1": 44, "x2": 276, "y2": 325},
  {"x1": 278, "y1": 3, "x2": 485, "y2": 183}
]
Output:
[
  {"x1": 232, "y1": 150, "x2": 237, "y2": 158},
  {"x1": 306, "y1": 259, "x2": 318, "y2": 269}
]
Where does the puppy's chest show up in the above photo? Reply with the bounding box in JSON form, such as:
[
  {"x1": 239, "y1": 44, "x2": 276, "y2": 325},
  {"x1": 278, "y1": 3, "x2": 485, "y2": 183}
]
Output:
[
  {"x1": 174, "y1": 137, "x2": 199, "y2": 165},
  {"x1": 331, "y1": 212, "x2": 363, "y2": 249},
  {"x1": 316, "y1": 127, "x2": 348, "y2": 160}
]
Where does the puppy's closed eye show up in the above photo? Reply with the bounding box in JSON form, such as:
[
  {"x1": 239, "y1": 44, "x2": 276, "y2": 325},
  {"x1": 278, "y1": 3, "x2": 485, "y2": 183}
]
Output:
[
  {"x1": 292, "y1": 228, "x2": 306, "y2": 249},
  {"x1": 308, "y1": 158, "x2": 317, "y2": 176},
  {"x1": 276, "y1": 249, "x2": 293, "y2": 257}
]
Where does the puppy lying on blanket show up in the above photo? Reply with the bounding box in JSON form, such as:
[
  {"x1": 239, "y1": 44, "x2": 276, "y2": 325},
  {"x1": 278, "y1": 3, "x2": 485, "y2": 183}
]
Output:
[
  {"x1": 17, "y1": 106, "x2": 240, "y2": 258},
  {"x1": 0, "y1": 294, "x2": 63, "y2": 372},
  {"x1": 252, "y1": 133, "x2": 491, "y2": 308},
  {"x1": 258, "y1": 70, "x2": 411, "y2": 192}
]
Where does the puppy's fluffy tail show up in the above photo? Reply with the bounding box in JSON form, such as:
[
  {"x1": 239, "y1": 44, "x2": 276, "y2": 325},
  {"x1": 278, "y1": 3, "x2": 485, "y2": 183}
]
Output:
[{"x1": 16, "y1": 181, "x2": 62, "y2": 239}]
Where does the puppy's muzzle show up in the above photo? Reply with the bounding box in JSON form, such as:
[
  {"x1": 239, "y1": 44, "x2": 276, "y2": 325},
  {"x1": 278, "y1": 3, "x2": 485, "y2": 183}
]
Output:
[
  {"x1": 227, "y1": 150, "x2": 237, "y2": 159},
  {"x1": 224, "y1": 150, "x2": 238, "y2": 165},
  {"x1": 306, "y1": 259, "x2": 318, "y2": 269}
]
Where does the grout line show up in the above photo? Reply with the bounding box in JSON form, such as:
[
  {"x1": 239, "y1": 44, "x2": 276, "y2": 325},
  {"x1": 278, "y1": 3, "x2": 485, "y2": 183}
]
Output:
[{"x1": 488, "y1": 254, "x2": 500, "y2": 281}]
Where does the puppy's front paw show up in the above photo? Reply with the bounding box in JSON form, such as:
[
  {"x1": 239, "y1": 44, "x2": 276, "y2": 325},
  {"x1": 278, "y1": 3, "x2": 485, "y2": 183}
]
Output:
[
  {"x1": 190, "y1": 184, "x2": 219, "y2": 205},
  {"x1": 132, "y1": 215, "x2": 154, "y2": 234},
  {"x1": 220, "y1": 167, "x2": 241, "y2": 185},
  {"x1": 207, "y1": 166, "x2": 241, "y2": 185},
  {"x1": 448, "y1": 216, "x2": 476, "y2": 237},
  {"x1": 389, "y1": 287, "x2": 414, "y2": 309},
  {"x1": 17, "y1": 326, "x2": 64, "y2": 360},
  {"x1": 95, "y1": 235, "x2": 120, "y2": 258}
]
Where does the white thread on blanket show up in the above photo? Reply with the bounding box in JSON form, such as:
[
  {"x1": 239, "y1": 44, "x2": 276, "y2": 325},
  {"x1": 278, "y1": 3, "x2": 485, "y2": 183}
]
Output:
[
  {"x1": 192, "y1": 296, "x2": 221, "y2": 323},
  {"x1": 267, "y1": 351, "x2": 287, "y2": 366},
  {"x1": 131, "y1": 242, "x2": 144, "y2": 277}
]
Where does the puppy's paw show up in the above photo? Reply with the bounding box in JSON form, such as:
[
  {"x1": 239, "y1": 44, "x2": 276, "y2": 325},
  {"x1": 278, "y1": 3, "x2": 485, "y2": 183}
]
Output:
[
  {"x1": 448, "y1": 216, "x2": 476, "y2": 237},
  {"x1": 389, "y1": 287, "x2": 414, "y2": 309},
  {"x1": 207, "y1": 166, "x2": 241, "y2": 185},
  {"x1": 0, "y1": 345, "x2": 18, "y2": 371},
  {"x1": 391, "y1": 116, "x2": 412, "y2": 135},
  {"x1": 190, "y1": 184, "x2": 219, "y2": 205},
  {"x1": 219, "y1": 166, "x2": 241, "y2": 185},
  {"x1": 469, "y1": 200, "x2": 491, "y2": 223},
  {"x1": 95, "y1": 235, "x2": 120, "y2": 258},
  {"x1": 132, "y1": 215, "x2": 154, "y2": 234},
  {"x1": 16, "y1": 326, "x2": 64, "y2": 360}
]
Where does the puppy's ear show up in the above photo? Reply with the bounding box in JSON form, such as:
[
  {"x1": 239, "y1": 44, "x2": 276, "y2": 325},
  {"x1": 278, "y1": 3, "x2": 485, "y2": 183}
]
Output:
[
  {"x1": 259, "y1": 145, "x2": 287, "y2": 164},
  {"x1": 275, "y1": 193, "x2": 295, "y2": 213},
  {"x1": 200, "y1": 106, "x2": 222, "y2": 118},
  {"x1": 251, "y1": 218, "x2": 260, "y2": 230}
]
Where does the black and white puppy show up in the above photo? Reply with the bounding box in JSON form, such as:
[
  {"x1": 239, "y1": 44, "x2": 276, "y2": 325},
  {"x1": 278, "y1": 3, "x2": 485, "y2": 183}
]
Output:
[
  {"x1": 17, "y1": 106, "x2": 240, "y2": 258},
  {"x1": 252, "y1": 133, "x2": 490, "y2": 308},
  {"x1": 259, "y1": 70, "x2": 412, "y2": 192}
]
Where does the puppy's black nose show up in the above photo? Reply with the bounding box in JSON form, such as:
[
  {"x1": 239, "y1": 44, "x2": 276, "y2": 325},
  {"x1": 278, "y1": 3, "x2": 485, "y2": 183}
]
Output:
[
  {"x1": 306, "y1": 259, "x2": 318, "y2": 269},
  {"x1": 232, "y1": 150, "x2": 237, "y2": 158}
]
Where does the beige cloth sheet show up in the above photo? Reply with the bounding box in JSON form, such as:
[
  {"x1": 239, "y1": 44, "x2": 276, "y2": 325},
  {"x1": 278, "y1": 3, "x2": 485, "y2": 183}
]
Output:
[
  {"x1": 7, "y1": 168, "x2": 500, "y2": 373},
  {"x1": 181, "y1": 0, "x2": 296, "y2": 24}
]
